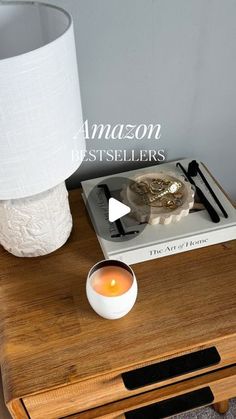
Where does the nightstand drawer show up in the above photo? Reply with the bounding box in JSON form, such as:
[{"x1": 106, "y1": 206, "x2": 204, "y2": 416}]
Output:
[
  {"x1": 64, "y1": 365, "x2": 236, "y2": 419},
  {"x1": 23, "y1": 337, "x2": 236, "y2": 419}
]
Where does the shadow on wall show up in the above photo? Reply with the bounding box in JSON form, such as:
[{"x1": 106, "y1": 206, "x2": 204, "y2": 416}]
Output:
[
  {"x1": 66, "y1": 0, "x2": 236, "y2": 199},
  {"x1": 6, "y1": 0, "x2": 236, "y2": 199}
]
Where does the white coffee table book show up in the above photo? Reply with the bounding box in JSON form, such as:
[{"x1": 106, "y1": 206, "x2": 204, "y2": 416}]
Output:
[{"x1": 81, "y1": 159, "x2": 236, "y2": 265}]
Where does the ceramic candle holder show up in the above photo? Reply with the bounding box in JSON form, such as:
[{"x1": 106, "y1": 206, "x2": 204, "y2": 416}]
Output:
[{"x1": 86, "y1": 260, "x2": 138, "y2": 320}]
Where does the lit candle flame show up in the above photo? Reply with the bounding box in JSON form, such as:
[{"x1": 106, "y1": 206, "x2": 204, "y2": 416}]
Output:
[{"x1": 110, "y1": 279, "x2": 116, "y2": 287}]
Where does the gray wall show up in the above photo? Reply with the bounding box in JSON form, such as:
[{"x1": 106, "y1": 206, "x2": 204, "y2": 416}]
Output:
[{"x1": 12, "y1": 0, "x2": 236, "y2": 198}]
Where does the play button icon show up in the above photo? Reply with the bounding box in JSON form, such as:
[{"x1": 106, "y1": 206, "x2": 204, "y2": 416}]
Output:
[
  {"x1": 85, "y1": 176, "x2": 150, "y2": 243},
  {"x1": 108, "y1": 198, "x2": 131, "y2": 222}
]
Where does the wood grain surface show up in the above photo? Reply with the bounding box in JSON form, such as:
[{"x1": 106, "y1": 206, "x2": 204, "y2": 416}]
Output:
[
  {"x1": 64, "y1": 365, "x2": 236, "y2": 419},
  {"x1": 0, "y1": 189, "x2": 235, "y2": 416},
  {"x1": 23, "y1": 336, "x2": 236, "y2": 418}
]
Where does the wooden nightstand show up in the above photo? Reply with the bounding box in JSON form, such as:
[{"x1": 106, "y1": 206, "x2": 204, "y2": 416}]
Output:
[{"x1": 0, "y1": 190, "x2": 235, "y2": 419}]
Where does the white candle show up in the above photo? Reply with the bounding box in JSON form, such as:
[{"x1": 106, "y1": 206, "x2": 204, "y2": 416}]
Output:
[{"x1": 86, "y1": 260, "x2": 138, "y2": 319}]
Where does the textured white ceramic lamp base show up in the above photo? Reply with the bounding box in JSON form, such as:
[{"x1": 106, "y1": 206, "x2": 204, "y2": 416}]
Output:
[{"x1": 0, "y1": 183, "x2": 72, "y2": 257}]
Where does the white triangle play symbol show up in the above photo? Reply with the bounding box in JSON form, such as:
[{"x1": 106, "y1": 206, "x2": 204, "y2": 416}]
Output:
[{"x1": 108, "y1": 198, "x2": 131, "y2": 223}]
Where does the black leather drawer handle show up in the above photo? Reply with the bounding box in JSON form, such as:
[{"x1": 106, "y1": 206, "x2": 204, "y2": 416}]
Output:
[
  {"x1": 122, "y1": 347, "x2": 220, "y2": 390},
  {"x1": 125, "y1": 387, "x2": 214, "y2": 418}
]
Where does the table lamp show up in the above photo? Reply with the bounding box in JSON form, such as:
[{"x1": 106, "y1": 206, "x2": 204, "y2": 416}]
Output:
[{"x1": 0, "y1": 1, "x2": 85, "y2": 257}]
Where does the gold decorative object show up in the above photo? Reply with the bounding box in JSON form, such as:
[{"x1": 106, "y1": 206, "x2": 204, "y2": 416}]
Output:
[{"x1": 121, "y1": 172, "x2": 194, "y2": 225}]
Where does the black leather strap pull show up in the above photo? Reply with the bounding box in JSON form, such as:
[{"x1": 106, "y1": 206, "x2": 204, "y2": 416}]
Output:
[
  {"x1": 125, "y1": 387, "x2": 214, "y2": 419},
  {"x1": 122, "y1": 347, "x2": 220, "y2": 390}
]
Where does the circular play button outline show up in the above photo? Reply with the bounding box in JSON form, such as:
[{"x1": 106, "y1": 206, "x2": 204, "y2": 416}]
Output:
[{"x1": 87, "y1": 176, "x2": 150, "y2": 242}]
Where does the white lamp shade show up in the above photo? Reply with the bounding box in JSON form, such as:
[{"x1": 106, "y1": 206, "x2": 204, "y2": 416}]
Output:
[{"x1": 0, "y1": 2, "x2": 85, "y2": 199}]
